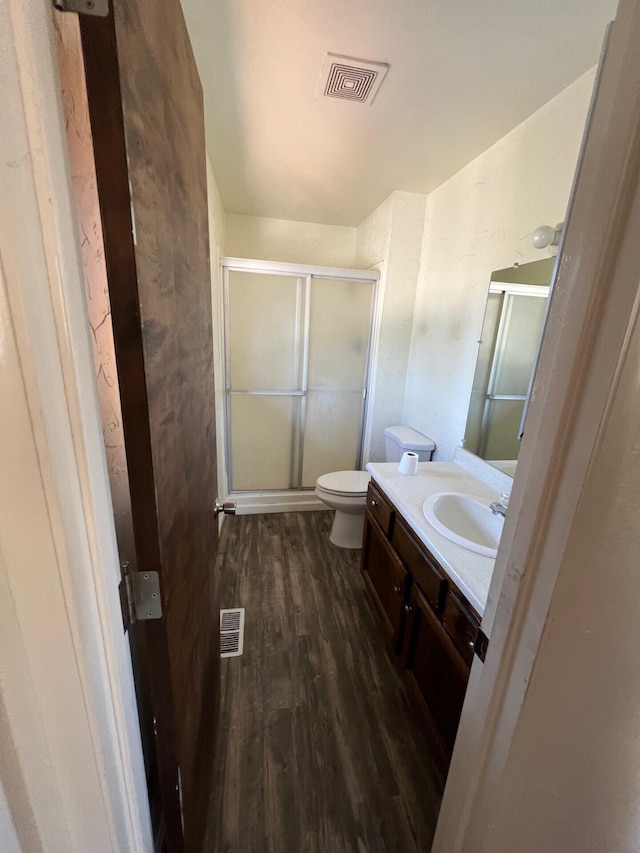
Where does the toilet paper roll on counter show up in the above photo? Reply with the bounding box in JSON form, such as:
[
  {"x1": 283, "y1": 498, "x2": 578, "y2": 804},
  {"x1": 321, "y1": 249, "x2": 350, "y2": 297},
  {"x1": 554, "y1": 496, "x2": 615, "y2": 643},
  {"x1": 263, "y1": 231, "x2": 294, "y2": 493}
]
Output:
[{"x1": 398, "y1": 451, "x2": 419, "y2": 475}]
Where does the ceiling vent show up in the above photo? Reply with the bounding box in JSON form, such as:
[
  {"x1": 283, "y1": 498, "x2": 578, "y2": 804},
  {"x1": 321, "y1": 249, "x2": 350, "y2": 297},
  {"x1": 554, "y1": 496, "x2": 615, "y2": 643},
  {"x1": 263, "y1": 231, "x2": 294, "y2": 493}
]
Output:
[{"x1": 317, "y1": 54, "x2": 389, "y2": 105}]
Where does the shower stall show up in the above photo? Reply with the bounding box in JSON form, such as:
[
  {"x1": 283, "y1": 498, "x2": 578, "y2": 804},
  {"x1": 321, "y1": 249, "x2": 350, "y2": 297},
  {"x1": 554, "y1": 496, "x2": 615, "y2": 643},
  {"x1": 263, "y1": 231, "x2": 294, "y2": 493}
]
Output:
[{"x1": 221, "y1": 259, "x2": 379, "y2": 498}]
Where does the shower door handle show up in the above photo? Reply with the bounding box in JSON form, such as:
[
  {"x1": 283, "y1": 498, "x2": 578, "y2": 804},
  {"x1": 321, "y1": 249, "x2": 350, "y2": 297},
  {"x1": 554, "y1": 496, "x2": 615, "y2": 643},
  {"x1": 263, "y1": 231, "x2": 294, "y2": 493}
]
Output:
[{"x1": 213, "y1": 499, "x2": 237, "y2": 517}]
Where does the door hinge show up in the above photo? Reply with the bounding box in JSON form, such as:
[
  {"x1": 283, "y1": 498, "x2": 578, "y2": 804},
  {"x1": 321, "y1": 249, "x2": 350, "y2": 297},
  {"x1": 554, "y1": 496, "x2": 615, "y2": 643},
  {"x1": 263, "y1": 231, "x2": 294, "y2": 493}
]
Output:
[
  {"x1": 473, "y1": 626, "x2": 489, "y2": 663},
  {"x1": 53, "y1": 0, "x2": 109, "y2": 17},
  {"x1": 119, "y1": 561, "x2": 162, "y2": 632}
]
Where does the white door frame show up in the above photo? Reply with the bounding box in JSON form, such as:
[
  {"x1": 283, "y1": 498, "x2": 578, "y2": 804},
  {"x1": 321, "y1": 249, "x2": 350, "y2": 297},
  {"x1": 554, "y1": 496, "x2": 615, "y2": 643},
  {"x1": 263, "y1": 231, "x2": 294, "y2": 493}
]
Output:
[
  {"x1": 434, "y1": 0, "x2": 638, "y2": 847},
  {"x1": 0, "y1": 0, "x2": 151, "y2": 850}
]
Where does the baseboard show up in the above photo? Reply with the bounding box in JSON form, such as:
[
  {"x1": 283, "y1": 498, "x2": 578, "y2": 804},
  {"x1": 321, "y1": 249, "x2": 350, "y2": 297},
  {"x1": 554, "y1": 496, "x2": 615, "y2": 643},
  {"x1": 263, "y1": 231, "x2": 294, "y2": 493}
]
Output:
[{"x1": 231, "y1": 491, "x2": 328, "y2": 515}]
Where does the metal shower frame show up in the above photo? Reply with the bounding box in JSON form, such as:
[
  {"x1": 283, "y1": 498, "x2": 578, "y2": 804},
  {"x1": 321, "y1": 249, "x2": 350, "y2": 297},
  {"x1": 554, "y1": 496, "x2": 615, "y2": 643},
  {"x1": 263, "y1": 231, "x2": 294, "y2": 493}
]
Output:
[{"x1": 220, "y1": 257, "x2": 380, "y2": 495}]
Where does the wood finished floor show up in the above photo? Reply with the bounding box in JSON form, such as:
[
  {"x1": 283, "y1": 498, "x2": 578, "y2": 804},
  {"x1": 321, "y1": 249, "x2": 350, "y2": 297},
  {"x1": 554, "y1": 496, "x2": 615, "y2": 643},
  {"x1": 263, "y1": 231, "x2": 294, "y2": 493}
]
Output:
[{"x1": 205, "y1": 511, "x2": 444, "y2": 853}]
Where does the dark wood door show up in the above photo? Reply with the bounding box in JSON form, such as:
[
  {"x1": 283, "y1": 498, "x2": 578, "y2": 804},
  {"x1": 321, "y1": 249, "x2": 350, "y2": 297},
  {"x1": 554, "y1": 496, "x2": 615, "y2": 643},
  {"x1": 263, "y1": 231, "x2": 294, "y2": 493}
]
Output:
[
  {"x1": 361, "y1": 510, "x2": 408, "y2": 651},
  {"x1": 78, "y1": 3, "x2": 219, "y2": 850}
]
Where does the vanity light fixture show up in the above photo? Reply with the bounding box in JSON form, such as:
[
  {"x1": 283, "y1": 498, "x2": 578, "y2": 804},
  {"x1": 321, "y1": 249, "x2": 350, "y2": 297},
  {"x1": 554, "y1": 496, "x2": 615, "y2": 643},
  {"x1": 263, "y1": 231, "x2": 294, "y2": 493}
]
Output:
[{"x1": 532, "y1": 222, "x2": 564, "y2": 250}]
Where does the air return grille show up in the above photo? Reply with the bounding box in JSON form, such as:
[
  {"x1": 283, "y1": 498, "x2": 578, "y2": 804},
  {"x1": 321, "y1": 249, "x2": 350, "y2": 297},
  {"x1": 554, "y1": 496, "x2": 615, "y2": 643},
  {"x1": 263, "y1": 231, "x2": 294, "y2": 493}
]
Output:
[
  {"x1": 318, "y1": 54, "x2": 389, "y2": 105},
  {"x1": 220, "y1": 608, "x2": 245, "y2": 658}
]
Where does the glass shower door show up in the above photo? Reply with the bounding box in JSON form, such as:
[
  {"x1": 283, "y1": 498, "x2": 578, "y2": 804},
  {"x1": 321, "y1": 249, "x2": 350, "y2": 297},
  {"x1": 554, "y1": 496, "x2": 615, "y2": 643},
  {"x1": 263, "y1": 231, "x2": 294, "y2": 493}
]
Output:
[
  {"x1": 227, "y1": 270, "x2": 304, "y2": 490},
  {"x1": 225, "y1": 267, "x2": 375, "y2": 493},
  {"x1": 301, "y1": 277, "x2": 374, "y2": 486}
]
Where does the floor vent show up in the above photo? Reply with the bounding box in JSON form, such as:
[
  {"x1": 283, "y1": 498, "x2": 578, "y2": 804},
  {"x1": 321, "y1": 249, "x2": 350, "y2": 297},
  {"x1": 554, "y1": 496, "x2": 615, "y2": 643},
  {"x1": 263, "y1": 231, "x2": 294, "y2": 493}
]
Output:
[{"x1": 220, "y1": 608, "x2": 245, "y2": 658}]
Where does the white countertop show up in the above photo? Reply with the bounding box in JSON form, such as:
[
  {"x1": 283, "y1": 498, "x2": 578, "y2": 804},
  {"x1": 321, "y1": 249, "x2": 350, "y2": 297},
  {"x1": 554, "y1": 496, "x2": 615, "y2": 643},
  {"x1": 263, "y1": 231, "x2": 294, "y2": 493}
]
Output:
[{"x1": 366, "y1": 461, "x2": 502, "y2": 617}]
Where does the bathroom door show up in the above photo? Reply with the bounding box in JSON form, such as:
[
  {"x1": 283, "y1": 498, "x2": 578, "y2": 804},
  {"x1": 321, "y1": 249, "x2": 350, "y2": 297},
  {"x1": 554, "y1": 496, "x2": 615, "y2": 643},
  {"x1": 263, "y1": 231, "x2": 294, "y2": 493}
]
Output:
[{"x1": 78, "y1": 3, "x2": 219, "y2": 851}]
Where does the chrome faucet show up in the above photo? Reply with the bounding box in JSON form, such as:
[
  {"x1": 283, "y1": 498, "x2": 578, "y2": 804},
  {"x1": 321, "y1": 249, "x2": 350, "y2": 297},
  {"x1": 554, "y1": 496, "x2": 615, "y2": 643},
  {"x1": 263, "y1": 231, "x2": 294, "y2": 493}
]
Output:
[{"x1": 490, "y1": 493, "x2": 510, "y2": 517}]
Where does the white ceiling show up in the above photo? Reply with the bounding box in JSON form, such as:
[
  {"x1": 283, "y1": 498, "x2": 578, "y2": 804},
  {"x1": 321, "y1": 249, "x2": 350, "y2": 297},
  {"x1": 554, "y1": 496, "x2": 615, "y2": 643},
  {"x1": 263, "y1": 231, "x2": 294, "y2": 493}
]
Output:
[{"x1": 181, "y1": 0, "x2": 617, "y2": 227}]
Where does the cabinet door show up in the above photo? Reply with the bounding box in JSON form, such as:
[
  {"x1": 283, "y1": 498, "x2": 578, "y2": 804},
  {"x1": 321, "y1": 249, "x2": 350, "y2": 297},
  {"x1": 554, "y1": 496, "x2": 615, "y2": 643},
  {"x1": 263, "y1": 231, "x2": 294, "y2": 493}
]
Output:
[
  {"x1": 365, "y1": 481, "x2": 394, "y2": 535},
  {"x1": 402, "y1": 584, "x2": 470, "y2": 766},
  {"x1": 391, "y1": 517, "x2": 445, "y2": 613},
  {"x1": 361, "y1": 509, "x2": 408, "y2": 651},
  {"x1": 442, "y1": 590, "x2": 480, "y2": 668}
]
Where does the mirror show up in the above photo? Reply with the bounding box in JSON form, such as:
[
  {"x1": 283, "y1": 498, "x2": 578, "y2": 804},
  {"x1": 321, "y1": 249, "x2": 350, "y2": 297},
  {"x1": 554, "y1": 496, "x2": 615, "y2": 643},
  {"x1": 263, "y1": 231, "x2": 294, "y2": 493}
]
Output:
[{"x1": 463, "y1": 257, "x2": 555, "y2": 475}]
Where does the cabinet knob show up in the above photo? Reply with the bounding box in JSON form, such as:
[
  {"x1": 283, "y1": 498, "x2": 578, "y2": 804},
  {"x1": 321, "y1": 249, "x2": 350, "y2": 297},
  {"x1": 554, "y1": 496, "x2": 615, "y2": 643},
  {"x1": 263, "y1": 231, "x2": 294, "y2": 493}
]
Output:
[
  {"x1": 371, "y1": 499, "x2": 378, "y2": 507},
  {"x1": 468, "y1": 639, "x2": 475, "y2": 649},
  {"x1": 404, "y1": 604, "x2": 413, "y2": 615},
  {"x1": 393, "y1": 584, "x2": 402, "y2": 595}
]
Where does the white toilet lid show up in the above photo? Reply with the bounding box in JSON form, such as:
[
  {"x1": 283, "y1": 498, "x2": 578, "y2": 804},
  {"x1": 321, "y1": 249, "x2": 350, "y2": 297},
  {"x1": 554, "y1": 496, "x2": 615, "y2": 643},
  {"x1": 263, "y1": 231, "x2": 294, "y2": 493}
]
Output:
[{"x1": 316, "y1": 470, "x2": 371, "y2": 497}]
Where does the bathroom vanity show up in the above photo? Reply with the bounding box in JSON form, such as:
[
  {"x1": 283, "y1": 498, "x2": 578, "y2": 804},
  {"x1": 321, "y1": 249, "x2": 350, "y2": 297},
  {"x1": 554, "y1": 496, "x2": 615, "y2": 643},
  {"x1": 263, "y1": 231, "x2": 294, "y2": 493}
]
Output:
[{"x1": 360, "y1": 458, "x2": 507, "y2": 772}]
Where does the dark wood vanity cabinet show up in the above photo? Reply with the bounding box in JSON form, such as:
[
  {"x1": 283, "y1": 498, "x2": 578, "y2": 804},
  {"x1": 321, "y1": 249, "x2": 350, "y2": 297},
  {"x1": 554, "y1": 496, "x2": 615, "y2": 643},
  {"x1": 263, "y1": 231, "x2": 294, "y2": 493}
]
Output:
[
  {"x1": 360, "y1": 480, "x2": 480, "y2": 770},
  {"x1": 402, "y1": 585, "x2": 470, "y2": 762},
  {"x1": 361, "y1": 497, "x2": 408, "y2": 651},
  {"x1": 392, "y1": 517, "x2": 445, "y2": 613}
]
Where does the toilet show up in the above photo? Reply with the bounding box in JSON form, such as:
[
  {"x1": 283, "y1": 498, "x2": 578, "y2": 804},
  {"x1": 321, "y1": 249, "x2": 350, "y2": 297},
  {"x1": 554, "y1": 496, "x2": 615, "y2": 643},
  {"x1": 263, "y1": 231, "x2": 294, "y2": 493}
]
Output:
[
  {"x1": 382, "y1": 425, "x2": 436, "y2": 464},
  {"x1": 315, "y1": 425, "x2": 435, "y2": 548}
]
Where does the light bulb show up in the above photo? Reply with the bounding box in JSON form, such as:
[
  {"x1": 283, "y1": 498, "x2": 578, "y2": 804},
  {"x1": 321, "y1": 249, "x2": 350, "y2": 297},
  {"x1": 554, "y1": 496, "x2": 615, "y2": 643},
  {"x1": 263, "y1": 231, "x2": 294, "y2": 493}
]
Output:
[{"x1": 532, "y1": 224, "x2": 557, "y2": 249}]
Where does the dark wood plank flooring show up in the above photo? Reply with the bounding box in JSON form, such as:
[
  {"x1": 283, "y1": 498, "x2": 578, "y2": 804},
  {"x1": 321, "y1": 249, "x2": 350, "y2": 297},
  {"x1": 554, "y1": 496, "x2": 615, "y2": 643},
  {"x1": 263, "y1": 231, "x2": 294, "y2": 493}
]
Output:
[{"x1": 205, "y1": 511, "x2": 443, "y2": 853}]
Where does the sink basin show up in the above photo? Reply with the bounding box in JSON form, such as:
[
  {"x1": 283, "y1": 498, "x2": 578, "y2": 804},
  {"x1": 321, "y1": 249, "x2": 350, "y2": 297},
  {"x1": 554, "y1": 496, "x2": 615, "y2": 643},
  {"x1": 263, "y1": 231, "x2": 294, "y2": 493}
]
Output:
[{"x1": 422, "y1": 492, "x2": 504, "y2": 558}]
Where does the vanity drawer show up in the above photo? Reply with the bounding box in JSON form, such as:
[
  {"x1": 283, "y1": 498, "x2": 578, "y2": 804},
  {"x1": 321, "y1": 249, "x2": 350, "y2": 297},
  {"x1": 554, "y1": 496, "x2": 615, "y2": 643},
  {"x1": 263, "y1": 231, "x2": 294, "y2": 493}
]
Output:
[
  {"x1": 442, "y1": 590, "x2": 479, "y2": 668},
  {"x1": 366, "y1": 482, "x2": 394, "y2": 535},
  {"x1": 392, "y1": 518, "x2": 445, "y2": 612}
]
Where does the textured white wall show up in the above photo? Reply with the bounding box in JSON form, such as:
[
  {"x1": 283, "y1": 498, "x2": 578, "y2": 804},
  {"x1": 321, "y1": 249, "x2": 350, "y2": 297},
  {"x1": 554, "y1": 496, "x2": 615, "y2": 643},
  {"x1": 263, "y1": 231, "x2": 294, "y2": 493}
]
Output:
[
  {"x1": 0, "y1": 777, "x2": 20, "y2": 853},
  {"x1": 208, "y1": 159, "x2": 227, "y2": 260},
  {"x1": 403, "y1": 69, "x2": 597, "y2": 461},
  {"x1": 207, "y1": 156, "x2": 229, "y2": 502},
  {"x1": 356, "y1": 191, "x2": 426, "y2": 461},
  {"x1": 225, "y1": 212, "x2": 357, "y2": 267},
  {"x1": 355, "y1": 196, "x2": 393, "y2": 270}
]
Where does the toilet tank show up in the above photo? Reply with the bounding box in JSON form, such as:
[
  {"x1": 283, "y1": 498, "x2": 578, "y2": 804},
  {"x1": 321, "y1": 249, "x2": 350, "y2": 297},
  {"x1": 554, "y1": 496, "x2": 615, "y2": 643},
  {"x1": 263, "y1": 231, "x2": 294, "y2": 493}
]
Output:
[{"x1": 383, "y1": 426, "x2": 435, "y2": 462}]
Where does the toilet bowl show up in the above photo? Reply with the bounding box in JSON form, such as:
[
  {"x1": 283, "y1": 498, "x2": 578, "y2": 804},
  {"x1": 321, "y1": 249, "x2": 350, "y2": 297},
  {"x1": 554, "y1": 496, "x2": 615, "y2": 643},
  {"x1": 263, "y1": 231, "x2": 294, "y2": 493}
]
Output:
[
  {"x1": 315, "y1": 425, "x2": 435, "y2": 549},
  {"x1": 315, "y1": 470, "x2": 371, "y2": 548}
]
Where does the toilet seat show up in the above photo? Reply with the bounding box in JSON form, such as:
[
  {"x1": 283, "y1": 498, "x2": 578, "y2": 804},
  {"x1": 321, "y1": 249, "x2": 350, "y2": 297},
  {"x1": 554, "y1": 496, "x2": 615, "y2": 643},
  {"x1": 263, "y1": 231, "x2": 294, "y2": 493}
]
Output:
[{"x1": 316, "y1": 470, "x2": 370, "y2": 498}]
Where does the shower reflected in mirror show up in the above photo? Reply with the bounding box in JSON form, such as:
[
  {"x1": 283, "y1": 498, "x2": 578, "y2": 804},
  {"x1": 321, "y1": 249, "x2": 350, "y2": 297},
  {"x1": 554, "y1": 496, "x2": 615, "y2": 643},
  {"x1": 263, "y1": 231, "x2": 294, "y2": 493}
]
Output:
[{"x1": 463, "y1": 257, "x2": 554, "y2": 475}]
